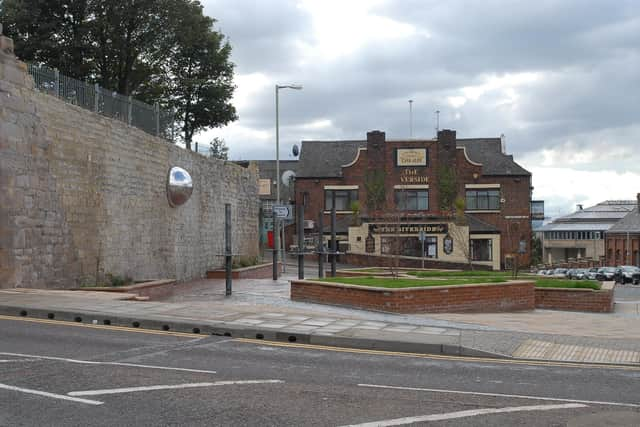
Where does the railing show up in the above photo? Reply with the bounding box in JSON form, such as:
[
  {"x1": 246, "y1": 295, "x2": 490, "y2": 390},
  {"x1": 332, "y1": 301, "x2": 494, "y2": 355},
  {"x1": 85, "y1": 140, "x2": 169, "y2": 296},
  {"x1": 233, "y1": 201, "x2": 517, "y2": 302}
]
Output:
[{"x1": 26, "y1": 63, "x2": 177, "y2": 142}]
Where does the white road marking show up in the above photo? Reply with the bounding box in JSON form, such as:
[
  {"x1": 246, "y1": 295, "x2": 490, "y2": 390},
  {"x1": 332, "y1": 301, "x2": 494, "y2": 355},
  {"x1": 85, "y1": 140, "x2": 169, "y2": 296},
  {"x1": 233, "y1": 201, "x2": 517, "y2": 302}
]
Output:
[
  {"x1": 0, "y1": 359, "x2": 36, "y2": 363},
  {"x1": 0, "y1": 352, "x2": 217, "y2": 374},
  {"x1": 339, "y1": 403, "x2": 587, "y2": 426},
  {"x1": 0, "y1": 383, "x2": 103, "y2": 405},
  {"x1": 359, "y1": 383, "x2": 640, "y2": 408},
  {"x1": 68, "y1": 380, "x2": 284, "y2": 396}
]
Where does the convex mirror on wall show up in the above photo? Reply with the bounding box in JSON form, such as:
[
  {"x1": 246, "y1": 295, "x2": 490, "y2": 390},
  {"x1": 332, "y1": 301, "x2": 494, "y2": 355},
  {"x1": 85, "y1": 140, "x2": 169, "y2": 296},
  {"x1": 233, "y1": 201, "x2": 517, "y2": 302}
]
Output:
[{"x1": 167, "y1": 166, "x2": 193, "y2": 207}]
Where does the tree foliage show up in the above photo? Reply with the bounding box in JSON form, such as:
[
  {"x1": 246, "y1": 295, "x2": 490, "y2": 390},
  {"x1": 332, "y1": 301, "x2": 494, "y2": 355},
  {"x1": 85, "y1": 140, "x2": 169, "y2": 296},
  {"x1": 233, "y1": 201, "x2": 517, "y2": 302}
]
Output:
[
  {"x1": 1, "y1": 0, "x2": 237, "y2": 147},
  {"x1": 438, "y1": 165, "x2": 457, "y2": 211},
  {"x1": 209, "y1": 137, "x2": 229, "y2": 160},
  {"x1": 364, "y1": 170, "x2": 386, "y2": 213}
]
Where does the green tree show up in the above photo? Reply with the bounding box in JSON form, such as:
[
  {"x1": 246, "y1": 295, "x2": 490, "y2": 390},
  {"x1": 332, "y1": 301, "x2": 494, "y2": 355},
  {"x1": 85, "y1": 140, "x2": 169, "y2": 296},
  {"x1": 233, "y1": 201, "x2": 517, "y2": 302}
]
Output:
[
  {"x1": 1, "y1": 0, "x2": 237, "y2": 146},
  {"x1": 364, "y1": 170, "x2": 386, "y2": 213},
  {"x1": 1, "y1": 0, "x2": 92, "y2": 78},
  {"x1": 438, "y1": 165, "x2": 457, "y2": 211},
  {"x1": 209, "y1": 137, "x2": 229, "y2": 160},
  {"x1": 162, "y1": 1, "x2": 237, "y2": 149}
]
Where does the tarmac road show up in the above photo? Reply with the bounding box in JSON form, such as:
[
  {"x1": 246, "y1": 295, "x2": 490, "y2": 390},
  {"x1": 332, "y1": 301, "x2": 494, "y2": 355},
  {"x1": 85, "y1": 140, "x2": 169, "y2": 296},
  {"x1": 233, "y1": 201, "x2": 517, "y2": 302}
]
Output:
[{"x1": 1, "y1": 316, "x2": 639, "y2": 426}]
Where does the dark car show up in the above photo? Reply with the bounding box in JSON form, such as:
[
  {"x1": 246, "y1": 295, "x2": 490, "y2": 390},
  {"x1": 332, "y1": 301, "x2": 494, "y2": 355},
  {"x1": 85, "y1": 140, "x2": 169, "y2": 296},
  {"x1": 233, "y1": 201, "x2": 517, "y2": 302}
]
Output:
[
  {"x1": 614, "y1": 266, "x2": 640, "y2": 285},
  {"x1": 596, "y1": 267, "x2": 617, "y2": 281}
]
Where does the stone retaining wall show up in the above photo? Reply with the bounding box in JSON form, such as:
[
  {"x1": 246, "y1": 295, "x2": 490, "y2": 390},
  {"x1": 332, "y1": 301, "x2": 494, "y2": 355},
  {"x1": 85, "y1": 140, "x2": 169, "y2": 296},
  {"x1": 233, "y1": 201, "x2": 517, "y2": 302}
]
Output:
[
  {"x1": 534, "y1": 282, "x2": 614, "y2": 313},
  {"x1": 291, "y1": 280, "x2": 535, "y2": 313},
  {"x1": 0, "y1": 39, "x2": 259, "y2": 288}
]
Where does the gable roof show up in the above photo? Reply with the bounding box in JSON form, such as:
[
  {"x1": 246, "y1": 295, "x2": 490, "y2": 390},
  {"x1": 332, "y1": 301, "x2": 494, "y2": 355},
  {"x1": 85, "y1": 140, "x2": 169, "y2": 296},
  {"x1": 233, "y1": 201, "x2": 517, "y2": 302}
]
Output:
[
  {"x1": 608, "y1": 207, "x2": 640, "y2": 233},
  {"x1": 457, "y1": 138, "x2": 530, "y2": 176},
  {"x1": 297, "y1": 140, "x2": 366, "y2": 178},
  {"x1": 296, "y1": 137, "x2": 530, "y2": 178}
]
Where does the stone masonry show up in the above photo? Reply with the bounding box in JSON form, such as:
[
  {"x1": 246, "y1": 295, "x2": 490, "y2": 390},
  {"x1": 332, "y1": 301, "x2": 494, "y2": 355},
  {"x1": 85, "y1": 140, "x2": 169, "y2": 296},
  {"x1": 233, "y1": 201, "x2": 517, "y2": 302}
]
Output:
[{"x1": 0, "y1": 35, "x2": 259, "y2": 288}]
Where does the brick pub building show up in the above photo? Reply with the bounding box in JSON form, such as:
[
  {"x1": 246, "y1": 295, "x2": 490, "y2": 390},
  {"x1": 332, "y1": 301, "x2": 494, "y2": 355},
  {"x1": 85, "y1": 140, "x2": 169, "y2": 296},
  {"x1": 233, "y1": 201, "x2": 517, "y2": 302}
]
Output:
[{"x1": 294, "y1": 129, "x2": 532, "y2": 270}]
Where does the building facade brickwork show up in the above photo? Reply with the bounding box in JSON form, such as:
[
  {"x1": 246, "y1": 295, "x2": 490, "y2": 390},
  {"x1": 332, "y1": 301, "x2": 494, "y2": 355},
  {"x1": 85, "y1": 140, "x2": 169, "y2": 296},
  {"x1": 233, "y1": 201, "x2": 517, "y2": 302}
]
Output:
[{"x1": 295, "y1": 130, "x2": 532, "y2": 269}]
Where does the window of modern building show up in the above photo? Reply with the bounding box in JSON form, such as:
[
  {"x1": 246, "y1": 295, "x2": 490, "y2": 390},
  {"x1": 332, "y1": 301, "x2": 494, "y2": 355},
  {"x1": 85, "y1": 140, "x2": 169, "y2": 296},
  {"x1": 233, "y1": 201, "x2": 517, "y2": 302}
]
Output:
[
  {"x1": 325, "y1": 189, "x2": 358, "y2": 211},
  {"x1": 395, "y1": 190, "x2": 429, "y2": 211},
  {"x1": 471, "y1": 239, "x2": 493, "y2": 261},
  {"x1": 466, "y1": 189, "x2": 500, "y2": 210}
]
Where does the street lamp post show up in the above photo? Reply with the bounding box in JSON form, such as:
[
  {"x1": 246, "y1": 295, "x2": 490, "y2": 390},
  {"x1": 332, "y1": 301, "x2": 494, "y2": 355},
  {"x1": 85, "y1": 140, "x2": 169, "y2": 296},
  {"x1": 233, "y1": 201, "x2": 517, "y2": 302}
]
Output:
[{"x1": 275, "y1": 84, "x2": 302, "y2": 275}]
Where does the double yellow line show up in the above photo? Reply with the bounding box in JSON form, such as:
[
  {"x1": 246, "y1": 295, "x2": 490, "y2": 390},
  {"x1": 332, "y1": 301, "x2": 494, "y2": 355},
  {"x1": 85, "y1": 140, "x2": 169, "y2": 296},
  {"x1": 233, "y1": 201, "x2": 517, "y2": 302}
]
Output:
[
  {"x1": 234, "y1": 338, "x2": 640, "y2": 371},
  {"x1": 3, "y1": 314, "x2": 639, "y2": 371}
]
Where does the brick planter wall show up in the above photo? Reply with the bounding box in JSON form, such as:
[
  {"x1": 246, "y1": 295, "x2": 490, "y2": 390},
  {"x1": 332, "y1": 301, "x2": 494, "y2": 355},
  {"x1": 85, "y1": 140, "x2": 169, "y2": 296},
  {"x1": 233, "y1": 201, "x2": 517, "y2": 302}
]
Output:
[
  {"x1": 206, "y1": 262, "x2": 282, "y2": 279},
  {"x1": 290, "y1": 279, "x2": 535, "y2": 313},
  {"x1": 534, "y1": 282, "x2": 614, "y2": 313},
  {"x1": 71, "y1": 279, "x2": 176, "y2": 300},
  {"x1": 342, "y1": 253, "x2": 493, "y2": 271}
]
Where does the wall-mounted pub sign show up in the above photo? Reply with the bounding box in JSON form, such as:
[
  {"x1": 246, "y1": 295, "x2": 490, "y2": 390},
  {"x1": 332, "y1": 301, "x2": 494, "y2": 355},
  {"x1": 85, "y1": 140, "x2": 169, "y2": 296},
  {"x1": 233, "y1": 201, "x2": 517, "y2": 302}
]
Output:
[
  {"x1": 396, "y1": 148, "x2": 428, "y2": 167},
  {"x1": 371, "y1": 223, "x2": 448, "y2": 234}
]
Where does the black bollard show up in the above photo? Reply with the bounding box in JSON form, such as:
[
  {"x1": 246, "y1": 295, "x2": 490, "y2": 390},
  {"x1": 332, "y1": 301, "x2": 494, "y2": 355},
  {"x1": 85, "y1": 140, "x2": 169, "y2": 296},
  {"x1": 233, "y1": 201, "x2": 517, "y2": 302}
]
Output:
[
  {"x1": 225, "y1": 203, "x2": 232, "y2": 296},
  {"x1": 297, "y1": 202, "x2": 305, "y2": 279},
  {"x1": 317, "y1": 212, "x2": 324, "y2": 278}
]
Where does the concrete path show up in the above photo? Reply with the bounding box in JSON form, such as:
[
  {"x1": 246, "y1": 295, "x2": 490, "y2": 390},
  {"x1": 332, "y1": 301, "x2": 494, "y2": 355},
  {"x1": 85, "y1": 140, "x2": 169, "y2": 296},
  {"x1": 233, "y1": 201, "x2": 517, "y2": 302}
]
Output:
[{"x1": 1, "y1": 267, "x2": 640, "y2": 366}]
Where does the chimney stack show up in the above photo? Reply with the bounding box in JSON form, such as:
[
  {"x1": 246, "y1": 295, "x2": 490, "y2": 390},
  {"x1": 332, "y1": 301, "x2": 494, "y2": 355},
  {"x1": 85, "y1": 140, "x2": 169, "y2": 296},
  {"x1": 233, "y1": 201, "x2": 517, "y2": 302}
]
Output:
[
  {"x1": 366, "y1": 130, "x2": 386, "y2": 167},
  {"x1": 437, "y1": 129, "x2": 457, "y2": 166}
]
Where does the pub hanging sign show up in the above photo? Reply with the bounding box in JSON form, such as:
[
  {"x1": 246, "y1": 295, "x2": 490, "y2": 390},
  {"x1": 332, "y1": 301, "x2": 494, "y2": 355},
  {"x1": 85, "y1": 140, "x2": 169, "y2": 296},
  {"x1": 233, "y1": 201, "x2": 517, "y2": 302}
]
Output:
[{"x1": 371, "y1": 223, "x2": 448, "y2": 234}]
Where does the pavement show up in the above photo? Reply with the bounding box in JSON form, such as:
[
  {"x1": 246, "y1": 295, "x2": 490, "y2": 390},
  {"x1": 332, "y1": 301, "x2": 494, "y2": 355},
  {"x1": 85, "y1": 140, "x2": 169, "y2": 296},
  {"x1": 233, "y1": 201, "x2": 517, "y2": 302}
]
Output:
[{"x1": 2, "y1": 261, "x2": 640, "y2": 366}]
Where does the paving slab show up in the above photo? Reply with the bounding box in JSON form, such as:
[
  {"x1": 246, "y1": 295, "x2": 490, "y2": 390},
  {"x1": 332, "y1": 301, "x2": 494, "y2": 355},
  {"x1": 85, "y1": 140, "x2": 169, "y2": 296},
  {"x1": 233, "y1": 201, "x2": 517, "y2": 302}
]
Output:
[{"x1": 1, "y1": 272, "x2": 640, "y2": 366}]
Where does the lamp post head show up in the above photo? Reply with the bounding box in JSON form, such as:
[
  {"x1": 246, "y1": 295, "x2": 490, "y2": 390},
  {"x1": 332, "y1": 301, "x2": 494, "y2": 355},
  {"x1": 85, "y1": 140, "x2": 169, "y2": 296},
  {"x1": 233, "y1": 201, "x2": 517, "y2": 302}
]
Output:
[{"x1": 277, "y1": 84, "x2": 303, "y2": 90}]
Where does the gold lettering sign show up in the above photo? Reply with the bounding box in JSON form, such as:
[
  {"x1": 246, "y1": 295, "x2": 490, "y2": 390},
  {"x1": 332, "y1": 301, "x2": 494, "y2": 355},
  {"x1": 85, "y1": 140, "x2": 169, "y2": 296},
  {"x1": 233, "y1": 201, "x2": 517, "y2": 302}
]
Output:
[
  {"x1": 258, "y1": 178, "x2": 271, "y2": 195},
  {"x1": 396, "y1": 148, "x2": 427, "y2": 166},
  {"x1": 400, "y1": 168, "x2": 428, "y2": 184},
  {"x1": 372, "y1": 223, "x2": 448, "y2": 234}
]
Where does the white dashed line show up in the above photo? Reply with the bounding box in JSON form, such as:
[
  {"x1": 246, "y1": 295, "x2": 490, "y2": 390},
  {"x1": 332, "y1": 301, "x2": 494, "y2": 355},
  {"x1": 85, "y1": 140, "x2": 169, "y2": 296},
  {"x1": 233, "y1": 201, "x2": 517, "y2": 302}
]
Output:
[
  {"x1": 0, "y1": 383, "x2": 103, "y2": 405},
  {"x1": 358, "y1": 383, "x2": 640, "y2": 408},
  {"x1": 68, "y1": 380, "x2": 284, "y2": 396},
  {"x1": 0, "y1": 352, "x2": 217, "y2": 374},
  {"x1": 339, "y1": 403, "x2": 587, "y2": 426}
]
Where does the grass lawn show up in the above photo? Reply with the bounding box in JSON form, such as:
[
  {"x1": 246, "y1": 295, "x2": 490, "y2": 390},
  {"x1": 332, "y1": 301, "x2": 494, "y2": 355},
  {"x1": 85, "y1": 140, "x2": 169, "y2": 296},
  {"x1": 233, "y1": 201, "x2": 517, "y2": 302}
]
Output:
[
  {"x1": 319, "y1": 276, "x2": 507, "y2": 288},
  {"x1": 534, "y1": 279, "x2": 600, "y2": 290},
  {"x1": 320, "y1": 274, "x2": 601, "y2": 290},
  {"x1": 408, "y1": 270, "x2": 514, "y2": 278}
]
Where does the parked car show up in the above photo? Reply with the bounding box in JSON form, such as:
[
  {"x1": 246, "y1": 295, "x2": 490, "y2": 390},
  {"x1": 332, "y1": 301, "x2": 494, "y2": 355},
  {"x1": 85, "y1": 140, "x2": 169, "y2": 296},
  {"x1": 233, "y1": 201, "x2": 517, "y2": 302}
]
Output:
[
  {"x1": 544, "y1": 269, "x2": 555, "y2": 275},
  {"x1": 595, "y1": 267, "x2": 617, "y2": 281},
  {"x1": 565, "y1": 269, "x2": 575, "y2": 279},
  {"x1": 536, "y1": 269, "x2": 548, "y2": 276},
  {"x1": 614, "y1": 266, "x2": 640, "y2": 285},
  {"x1": 572, "y1": 268, "x2": 588, "y2": 280},
  {"x1": 552, "y1": 268, "x2": 568, "y2": 278},
  {"x1": 586, "y1": 267, "x2": 599, "y2": 280}
]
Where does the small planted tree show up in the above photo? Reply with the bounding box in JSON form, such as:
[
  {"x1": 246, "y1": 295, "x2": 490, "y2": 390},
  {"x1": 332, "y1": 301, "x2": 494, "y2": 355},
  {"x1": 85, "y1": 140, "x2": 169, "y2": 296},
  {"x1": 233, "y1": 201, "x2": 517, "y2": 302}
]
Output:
[{"x1": 449, "y1": 196, "x2": 474, "y2": 270}]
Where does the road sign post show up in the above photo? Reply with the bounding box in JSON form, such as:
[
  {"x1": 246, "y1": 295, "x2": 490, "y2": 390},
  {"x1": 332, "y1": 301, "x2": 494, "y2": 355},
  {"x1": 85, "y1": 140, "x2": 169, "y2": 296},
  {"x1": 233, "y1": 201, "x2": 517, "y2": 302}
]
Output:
[{"x1": 419, "y1": 231, "x2": 425, "y2": 270}]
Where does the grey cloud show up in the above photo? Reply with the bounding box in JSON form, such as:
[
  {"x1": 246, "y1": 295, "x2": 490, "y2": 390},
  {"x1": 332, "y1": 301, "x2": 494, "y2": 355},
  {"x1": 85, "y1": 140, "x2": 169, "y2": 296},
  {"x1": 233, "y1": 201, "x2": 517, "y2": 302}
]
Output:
[{"x1": 200, "y1": 0, "x2": 640, "y2": 213}]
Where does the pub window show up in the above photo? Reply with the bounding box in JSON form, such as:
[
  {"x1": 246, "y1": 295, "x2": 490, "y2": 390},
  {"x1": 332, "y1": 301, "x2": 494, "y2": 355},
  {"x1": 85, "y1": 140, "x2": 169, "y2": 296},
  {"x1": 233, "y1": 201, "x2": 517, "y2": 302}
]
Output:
[
  {"x1": 325, "y1": 189, "x2": 358, "y2": 211},
  {"x1": 466, "y1": 189, "x2": 500, "y2": 210},
  {"x1": 395, "y1": 190, "x2": 429, "y2": 211},
  {"x1": 471, "y1": 239, "x2": 493, "y2": 261}
]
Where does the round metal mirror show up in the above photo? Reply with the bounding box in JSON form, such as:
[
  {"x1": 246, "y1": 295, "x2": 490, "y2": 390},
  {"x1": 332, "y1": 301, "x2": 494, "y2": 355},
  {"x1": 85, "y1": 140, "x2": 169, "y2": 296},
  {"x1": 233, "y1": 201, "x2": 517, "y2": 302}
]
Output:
[{"x1": 167, "y1": 166, "x2": 193, "y2": 207}]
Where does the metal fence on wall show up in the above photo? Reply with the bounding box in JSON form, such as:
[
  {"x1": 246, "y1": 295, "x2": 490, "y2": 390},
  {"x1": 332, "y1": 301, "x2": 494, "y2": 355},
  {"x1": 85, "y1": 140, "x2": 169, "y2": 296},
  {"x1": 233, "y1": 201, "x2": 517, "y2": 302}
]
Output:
[{"x1": 26, "y1": 63, "x2": 177, "y2": 142}]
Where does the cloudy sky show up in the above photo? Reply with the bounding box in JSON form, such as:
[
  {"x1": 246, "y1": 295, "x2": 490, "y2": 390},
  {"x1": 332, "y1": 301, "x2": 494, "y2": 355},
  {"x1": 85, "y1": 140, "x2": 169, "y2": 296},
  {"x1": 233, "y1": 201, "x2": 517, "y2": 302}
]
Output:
[{"x1": 198, "y1": 0, "x2": 639, "y2": 217}]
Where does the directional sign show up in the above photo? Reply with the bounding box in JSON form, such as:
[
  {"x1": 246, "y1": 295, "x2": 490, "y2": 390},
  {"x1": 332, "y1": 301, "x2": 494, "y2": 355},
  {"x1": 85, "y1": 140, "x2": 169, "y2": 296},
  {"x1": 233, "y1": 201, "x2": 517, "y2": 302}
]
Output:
[{"x1": 273, "y1": 204, "x2": 293, "y2": 220}]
